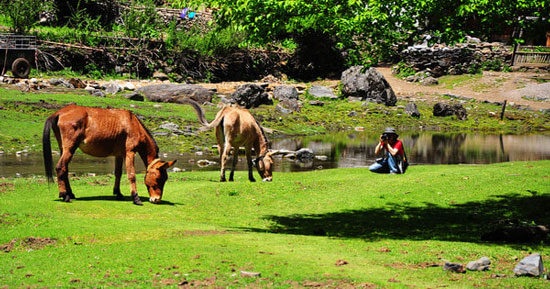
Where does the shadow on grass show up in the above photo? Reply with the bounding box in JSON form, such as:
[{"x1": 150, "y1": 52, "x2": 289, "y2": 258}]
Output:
[
  {"x1": 243, "y1": 193, "x2": 550, "y2": 244},
  {"x1": 55, "y1": 195, "x2": 182, "y2": 206}
]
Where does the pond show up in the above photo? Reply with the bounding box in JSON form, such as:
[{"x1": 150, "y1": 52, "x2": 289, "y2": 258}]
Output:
[{"x1": 1, "y1": 132, "x2": 550, "y2": 178}]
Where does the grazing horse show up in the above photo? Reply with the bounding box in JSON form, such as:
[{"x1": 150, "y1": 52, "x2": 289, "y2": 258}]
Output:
[
  {"x1": 42, "y1": 104, "x2": 176, "y2": 205},
  {"x1": 184, "y1": 99, "x2": 279, "y2": 182}
]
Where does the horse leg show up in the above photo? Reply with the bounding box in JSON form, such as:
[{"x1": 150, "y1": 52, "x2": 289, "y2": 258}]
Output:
[
  {"x1": 125, "y1": 152, "x2": 142, "y2": 205},
  {"x1": 113, "y1": 156, "x2": 124, "y2": 200},
  {"x1": 220, "y1": 142, "x2": 231, "y2": 182},
  {"x1": 55, "y1": 146, "x2": 77, "y2": 202},
  {"x1": 229, "y1": 147, "x2": 238, "y2": 182},
  {"x1": 245, "y1": 147, "x2": 256, "y2": 182}
]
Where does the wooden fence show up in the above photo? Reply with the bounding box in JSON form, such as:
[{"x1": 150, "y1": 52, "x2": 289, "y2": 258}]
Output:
[{"x1": 512, "y1": 45, "x2": 550, "y2": 66}]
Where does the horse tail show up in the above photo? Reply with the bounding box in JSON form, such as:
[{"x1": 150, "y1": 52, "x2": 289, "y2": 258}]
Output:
[
  {"x1": 182, "y1": 98, "x2": 225, "y2": 130},
  {"x1": 42, "y1": 114, "x2": 58, "y2": 183}
]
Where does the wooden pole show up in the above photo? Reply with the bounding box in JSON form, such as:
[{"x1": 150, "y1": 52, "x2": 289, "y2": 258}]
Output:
[{"x1": 500, "y1": 100, "x2": 507, "y2": 120}]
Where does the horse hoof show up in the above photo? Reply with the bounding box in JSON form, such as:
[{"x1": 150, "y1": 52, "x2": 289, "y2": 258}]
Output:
[
  {"x1": 220, "y1": 178, "x2": 226, "y2": 182},
  {"x1": 249, "y1": 178, "x2": 256, "y2": 182},
  {"x1": 133, "y1": 199, "x2": 143, "y2": 206},
  {"x1": 68, "y1": 192, "x2": 76, "y2": 199},
  {"x1": 63, "y1": 194, "x2": 72, "y2": 202}
]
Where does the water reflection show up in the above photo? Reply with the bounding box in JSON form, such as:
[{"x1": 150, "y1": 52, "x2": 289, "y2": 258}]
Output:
[{"x1": 1, "y1": 132, "x2": 549, "y2": 177}]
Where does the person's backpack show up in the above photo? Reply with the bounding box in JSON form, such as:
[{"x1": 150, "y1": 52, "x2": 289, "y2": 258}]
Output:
[{"x1": 401, "y1": 151, "x2": 409, "y2": 174}]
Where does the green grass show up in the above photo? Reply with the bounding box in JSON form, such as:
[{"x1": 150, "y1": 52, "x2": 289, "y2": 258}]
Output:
[
  {"x1": 1, "y1": 161, "x2": 549, "y2": 288},
  {"x1": 438, "y1": 74, "x2": 482, "y2": 89},
  {"x1": 1, "y1": 87, "x2": 549, "y2": 153}
]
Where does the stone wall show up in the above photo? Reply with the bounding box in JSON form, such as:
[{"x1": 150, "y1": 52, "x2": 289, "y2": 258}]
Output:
[{"x1": 399, "y1": 41, "x2": 513, "y2": 77}]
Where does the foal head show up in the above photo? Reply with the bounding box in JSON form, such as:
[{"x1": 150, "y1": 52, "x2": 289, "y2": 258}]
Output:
[{"x1": 145, "y1": 159, "x2": 177, "y2": 203}]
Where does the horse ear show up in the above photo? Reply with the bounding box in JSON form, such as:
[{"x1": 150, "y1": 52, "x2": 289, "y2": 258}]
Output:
[{"x1": 160, "y1": 160, "x2": 177, "y2": 169}]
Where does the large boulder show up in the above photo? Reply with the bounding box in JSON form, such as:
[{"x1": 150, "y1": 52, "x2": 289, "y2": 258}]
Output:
[
  {"x1": 136, "y1": 84, "x2": 215, "y2": 104},
  {"x1": 405, "y1": 103, "x2": 421, "y2": 118},
  {"x1": 308, "y1": 85, "x2": 337, "y2": 99},
  {"x1": 513, "y1": 253, "x2": 544, "y2": 277},
  {"x1": 276, "y1": 99, "x2": 302, "y2": 114},
  {"x1": 341, "y1": 66, "x2": 397, "y2": 106},
  {"x1": 273, "y1": 85, "x2": 299, "y2": 101},
  {"x1": 433, "y1": 103, "x2": 468, "y2": 120},
  {"x1": 229, "y1": 84, "x2": 272, "y2": 108}
]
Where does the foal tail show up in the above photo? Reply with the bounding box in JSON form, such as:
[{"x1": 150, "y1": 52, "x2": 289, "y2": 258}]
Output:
[
  {"x1": 42, "y1": 114, "x2": 58, "y2": 183},
  {"x1": 182, "y1": 98, "x2": 224, "y2": 130}
]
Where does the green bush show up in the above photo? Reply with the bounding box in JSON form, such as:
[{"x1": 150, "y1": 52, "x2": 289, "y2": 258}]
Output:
[
  {"x1": 167, "y1": 24, "x2": 246, "y2": 56},
  {"x1": 0, "y1": 0, "x2": 53, "y2": 34}
]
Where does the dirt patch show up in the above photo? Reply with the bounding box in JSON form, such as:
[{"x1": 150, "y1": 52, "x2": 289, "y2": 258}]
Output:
[
  {"x1": 0, "y1": 182, "x2": 14, "y2": 192},
  {"x1": 1, "y1": 237, "x2": 57, "y2": 252},
  {"x1": 378, "y1": 67, "x2": 550, "y2": 110},
  {"x1": 0, "y1": 213, "x2": 19, "y2": 226}
]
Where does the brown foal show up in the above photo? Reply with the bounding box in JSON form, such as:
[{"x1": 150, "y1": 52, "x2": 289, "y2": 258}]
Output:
[{"x1": 43, "y1": 104, "x2": 176, "y2": 205}]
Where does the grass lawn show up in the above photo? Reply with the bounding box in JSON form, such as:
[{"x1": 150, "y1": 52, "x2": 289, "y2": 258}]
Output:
[{"x1": 1, "y1": 161, "x2": 549, "y2": 288}]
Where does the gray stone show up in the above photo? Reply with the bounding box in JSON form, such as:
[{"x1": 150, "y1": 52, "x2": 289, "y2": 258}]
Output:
[
  {"x1": 308, "y1": 100, "x2": 325, "y2": 106},
  {"x1": 466, "y1": 257, "x2": 491, "y2": 271},
  {"x1": 308, "y1": 85, "x2": 337, "y2": 99},
  {"x1": 443, "y1": 262, "x2": 465, "y2": 273},
  {"x1": 405, "y1": 103, "x2": 421, "y2": 118},
  {"x1": 152, "y1": 131, "x2": 171, "y2": 136},
  {"x1": 513, "y1": 253, "x2": 544, "y2": 277},
  {"x1": 229, "y1": 83, "x2": 272, "y2": 108},
  {"x1": 49, "y1": 78, "x2": 74, "y2": 89},
  {"x1": 240, "y1": 271, "x2": 261, "y2": 278},
  {"x1": 433, "y1": 103, "x2": 468, "y2": 120},
  {"x1": 124, "y1": 92, "x2": 144, "y2": 101},
  {"x1": 90, "y1": 89, "x2": 106, "y2": 98},
  {"x1": 273, "y1": 85, "x2": 298, "y2": 101},
  {"x1": 104, "y1": 82, "x2": 121, "y2": 95},
  {"x1": 276, "y1": 99, "x2": 302, "y2": 114},
  {"x1": 137, "y1": 84, "x2": 215, "y2": 104},
  {"x1": 421, "y1": 76, "x2": 439, "y2": 86},
  {"x1": 295, "y1": 148, "x2": 314, "y2": 161},
  {"x1": 159, "y1": 122, "x2": 180, "y2": 132},
  {"x1": 341, "y1": 66, "x2": 397, "y2": 106}
]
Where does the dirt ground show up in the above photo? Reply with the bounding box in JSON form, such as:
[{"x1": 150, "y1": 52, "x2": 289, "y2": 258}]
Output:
[
  {"x1": 199, "y1": 67, "x2": 550, "y2": 110},
  {"x1": 377, "y1": 67, "x2": 550, "y2": 110}
]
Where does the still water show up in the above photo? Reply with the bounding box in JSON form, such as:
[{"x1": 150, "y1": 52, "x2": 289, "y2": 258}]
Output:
[{"x1": 1, "y1": 132, "x2": 550, "y2": 177}]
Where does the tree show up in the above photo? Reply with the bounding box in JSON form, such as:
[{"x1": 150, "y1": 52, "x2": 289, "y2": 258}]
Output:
[{"x1": 0, "y1": 0, "x2": 53, "y2": 34}]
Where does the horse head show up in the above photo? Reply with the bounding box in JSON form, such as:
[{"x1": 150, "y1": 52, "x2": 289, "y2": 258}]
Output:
[
  {"x1": 256, "y1": 150, "x2": 281, "y2": 182},
  {"x1": 145, "y1": 159, "x2": 177, "y2": 203}
]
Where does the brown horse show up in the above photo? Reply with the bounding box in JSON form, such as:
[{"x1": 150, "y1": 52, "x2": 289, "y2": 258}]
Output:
[
  {"x1": 184, "y1": 99, "x2": 279, "y2": 182},
  {"x1": 42, "y1": 104, "x2": 176, "y2": 205}
]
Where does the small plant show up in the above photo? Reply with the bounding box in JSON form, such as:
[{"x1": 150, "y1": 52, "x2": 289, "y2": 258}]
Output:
[
  {"x1": 393, "y1": 62, "x2": 416, "y2": 79},
  {"x1": 0, "y1": 0, "x2": 53, "y2": 34}
]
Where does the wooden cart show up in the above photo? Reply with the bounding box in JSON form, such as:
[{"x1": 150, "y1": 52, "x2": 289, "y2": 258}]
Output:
[{"x1": 0, "y1": 34, "x2": 36, "y2": 78}]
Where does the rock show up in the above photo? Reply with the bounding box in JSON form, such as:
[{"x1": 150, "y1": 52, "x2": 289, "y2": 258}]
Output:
[
  {"x1": 273, "y1": 85, "x2": 298, "y2": 101},
  {"x1": 104, "y1": 82, "x2": 121, "y2": 95},
  {"x1": 153, "y1": 71, "x2": 169, "y2": 81},
  {"x1": 315, "y1": 155, "x2": 328, "y2": 161},
  {"x1": 137, "y1": 84, "x2": 215, "y2": 104},
  {"x1": 277, "y1": 99, "x2": 302, "y2": 114},
  {"x1": 229, "y1": 84, "x2": 272, "y2": 108},
  {"x1": 197, "y1": 159, "x2": 216, "y2": 167},
  {"x1": 443, "y1": 262, "x2": 466, "y2": 273},
  {"x1": 308, "y1": 85, "x2": 337, "y2": 99},
  {"x1": 172, "y1": 167, "x2": 184, "y2": 172},
  {"x1": 49, "y1": 78, "x2": 74, "y2": 88},
  {"x1": 90, "y1": 89, "x2": 106, "y2": 97},
  {"x1": 123, "y1": 92, "x2": 144, "y2": 101},
  {"x1": 159, "y1": 122, "x2": 180, "y2": 132},
  {"x1": 433, "y1": 103, "x2": 468, "y2": 120},
  {"x1": 341, "y1": 66, "x2": 397, "y2": 106},
  {"x1": 152, "y1": 131, "x2": 171, "y2": 137},
  {"x1": 295, "y1": 148, "x2": 314, "y2": 161},
  {"x1": 466, "y1": 257, "x2": 491, "y2": 271},
  {"x1": 420, "y1": 76, "x2": 439, "y2": 86},
  {"x1": 240, "y1": 271, "x2": 261, "y2": 278},
  {"x1": 68, "y1": 78, "x2": 86, "y2": 89},
  {"x1": 513, "y1": 253, "x2": 544, "y2": 277},
  {"x1": 120, "y1": 82, "x2": 136, "y2": 91},
  {"x1": 308, "y1": 100, "x2": 325, "y2": 106},
  {"x1": 348, "y1": 111, "x2": 358, "y2": 117},
  {"x1": 404, "y1": 103, "x2": 421, "y2": 118}
]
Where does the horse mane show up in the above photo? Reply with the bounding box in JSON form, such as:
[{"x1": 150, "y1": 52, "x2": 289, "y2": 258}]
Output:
[
  {"x1": 135, "y1": 114, "x2": 159, "y2": 156},
  {"x1": 255, "y1": 119, "x2": 269, "y2": 147}
]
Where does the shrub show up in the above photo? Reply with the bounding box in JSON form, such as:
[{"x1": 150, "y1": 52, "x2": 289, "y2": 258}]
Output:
[{"x1": 0, "y1": 0, "x2": 53, "y2": 34}]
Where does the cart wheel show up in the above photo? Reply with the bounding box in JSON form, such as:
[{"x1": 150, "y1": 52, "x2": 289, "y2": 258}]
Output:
[{"x1": 12, "y1": 58, "x2": 31, "y2": 78}]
